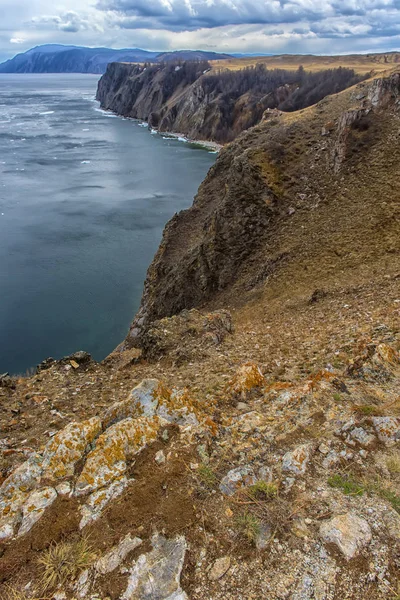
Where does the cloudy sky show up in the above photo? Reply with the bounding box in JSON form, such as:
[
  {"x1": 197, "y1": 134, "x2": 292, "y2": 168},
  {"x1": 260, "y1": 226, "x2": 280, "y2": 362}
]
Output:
[{"x1": 1, "y1": 0, "x2": 399, "y2": 62}]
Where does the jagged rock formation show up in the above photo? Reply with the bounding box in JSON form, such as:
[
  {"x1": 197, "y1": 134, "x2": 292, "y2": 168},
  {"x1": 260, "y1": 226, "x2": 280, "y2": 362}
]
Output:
[{"x1": 128, "y1": 69, "x2": 400, "y2": 350}]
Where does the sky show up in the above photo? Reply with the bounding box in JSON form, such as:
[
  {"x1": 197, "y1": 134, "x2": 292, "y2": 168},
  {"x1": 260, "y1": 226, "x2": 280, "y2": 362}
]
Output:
[{"x1": 0, "y1": 0, "x2": 399, "y2": 62}]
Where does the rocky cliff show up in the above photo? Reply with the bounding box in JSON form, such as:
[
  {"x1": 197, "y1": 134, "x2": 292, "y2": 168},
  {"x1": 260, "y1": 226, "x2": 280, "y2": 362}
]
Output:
[
  {"x1": 96, "y1": 61, "x2": 365, "y2": 143},
  {"x1": 129, "y1": 70, "x2": 400, "y2": 350},
  {"x1": 1, "y1": 67, "x2": 400, "y2": 600}
]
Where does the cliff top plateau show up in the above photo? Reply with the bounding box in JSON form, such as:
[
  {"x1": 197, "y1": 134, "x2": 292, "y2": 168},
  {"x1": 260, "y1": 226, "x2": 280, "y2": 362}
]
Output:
[{"x1": 0, "y1": 65, "x2": 400, "y2": 600}]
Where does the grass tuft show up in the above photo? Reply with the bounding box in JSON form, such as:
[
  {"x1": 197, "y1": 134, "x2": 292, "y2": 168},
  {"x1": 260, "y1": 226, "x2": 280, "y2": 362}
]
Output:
[
  {"x1": 3, "y1": 587, "x2": 35, "y2": 600},
  {"x1": 387, "y1": 452, "x2": 400, "y2": 475},
  {"x1": 248, "y1": 480, "x2": 278, "y2": 500},
  {"x1": 328, "y1": 472, "x2": 400, "y2": 514},
  {"x1": 328, "y1": 473, "x2": 365, "y2": 496},
  {"x1": 197, "y1": 463, "x2": 218, "y2": 490},
  {"x1": 38, "y1": 537, "x2": 97, "y2": 592},
  {"x1": 354, "y1": 404, "x2": 383, "y2": 416},
  {"x1": 235, "y1": 511, "x2": 261, "y2": 544}
]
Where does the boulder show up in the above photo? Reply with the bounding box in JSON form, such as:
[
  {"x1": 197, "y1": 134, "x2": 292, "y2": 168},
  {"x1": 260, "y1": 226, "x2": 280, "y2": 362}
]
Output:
[{"x1": 320, "y1": 513, "x2": 372, "y2": 560}]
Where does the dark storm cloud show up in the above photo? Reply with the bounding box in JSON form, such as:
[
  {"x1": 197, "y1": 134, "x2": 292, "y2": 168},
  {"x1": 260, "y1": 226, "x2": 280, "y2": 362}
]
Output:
[{"x1": 97, "y1": 0, "x2": 400, "y2": 33}]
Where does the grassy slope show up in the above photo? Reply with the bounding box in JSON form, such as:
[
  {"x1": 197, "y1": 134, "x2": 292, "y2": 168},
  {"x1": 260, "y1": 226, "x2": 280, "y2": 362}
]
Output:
[{"x1": 211, "y1": 51, "x2": 400, "y2": 74}]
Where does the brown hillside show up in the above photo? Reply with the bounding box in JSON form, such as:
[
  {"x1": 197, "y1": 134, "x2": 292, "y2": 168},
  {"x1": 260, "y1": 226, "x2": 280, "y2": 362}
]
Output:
[{"x1": 0, "y1": 68, "x2": 400, "y2": 600}]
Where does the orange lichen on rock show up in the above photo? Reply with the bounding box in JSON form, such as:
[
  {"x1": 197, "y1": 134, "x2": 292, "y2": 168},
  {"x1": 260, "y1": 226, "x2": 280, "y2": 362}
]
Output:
[
  {"x1": 227, "y1": 362, "x2": 265, "y2": 397},
  {"x1": 75, "y1": 416, "x2": 162, "y2": 496},
  {"x1": 41, "y1": 417, "x2": 102, "y2": 482}
]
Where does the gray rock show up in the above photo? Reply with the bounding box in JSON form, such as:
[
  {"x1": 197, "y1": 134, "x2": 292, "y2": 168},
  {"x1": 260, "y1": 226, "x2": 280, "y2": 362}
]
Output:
[
  {"x1": 372, "y1": 417, "x2": 400, "y2": 445},
  {"x1": 347, "y1": 427, "x2": 375, "y2": 448},
  {"x1": 155, "y1": 450, "x2": 166, "y2": 465},
  {"x1": 122, "y1": 533, "x2": 187, "y2": 599},
  {"x1": 256, "y1": 523, "x2": 271, "y2": 550},
  {"x1": 282, "y1": 445, "x2": 311, "y2": 476},
  {"x1": 18, "y1": 487, "x2": 57, "y2": 537},
  {"x1": 95, "y1": 534, "x2": 142, "y2": 575},
  {"x1": 219, "y1": 465, "x2": 257, "y2": 496},
  {"x1": 320, "y1": 512, "x2": 372, "y2": 560}
]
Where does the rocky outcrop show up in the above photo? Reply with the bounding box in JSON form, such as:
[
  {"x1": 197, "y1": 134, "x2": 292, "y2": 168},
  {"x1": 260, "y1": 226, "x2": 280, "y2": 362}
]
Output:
[
  {"x1": 128, "y1": 70, "x2": 400, "y2": 350},
  {"x1": 96, "y1": 61, "x2": 365, "y2": 144}
]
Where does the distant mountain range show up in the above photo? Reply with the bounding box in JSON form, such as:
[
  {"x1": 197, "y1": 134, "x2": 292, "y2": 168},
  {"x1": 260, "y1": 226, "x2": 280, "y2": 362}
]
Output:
[{"x1": 0, "y1": 45, "x2": 233, "y2": 74}]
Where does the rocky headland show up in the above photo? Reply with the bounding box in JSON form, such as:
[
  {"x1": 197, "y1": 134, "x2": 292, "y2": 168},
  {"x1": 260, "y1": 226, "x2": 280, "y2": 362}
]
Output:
[{"x1": 0, "y1": 65, "x2": 400, "y2": 599}]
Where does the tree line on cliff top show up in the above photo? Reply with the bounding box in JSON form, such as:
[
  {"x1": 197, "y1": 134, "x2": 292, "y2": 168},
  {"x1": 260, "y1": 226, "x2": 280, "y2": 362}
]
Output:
[{"x1": 140, "y1": 61, "x2": 367, "y2": 142}]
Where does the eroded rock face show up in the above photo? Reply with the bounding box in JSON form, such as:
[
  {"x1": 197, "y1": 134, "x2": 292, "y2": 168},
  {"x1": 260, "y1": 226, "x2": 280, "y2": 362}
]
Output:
[
  {"x1": 122, "y1": 533, "x2": 188, "y2": 600},
  {"x1": 0, "y1": 377, "x2": 201, "y2": 540},
  {"x1": 124, "y1": 72, "x2": 400, "y2": 351},
  {"x1": 320, "y1": 513, "x2": 372, "y2": 560}
]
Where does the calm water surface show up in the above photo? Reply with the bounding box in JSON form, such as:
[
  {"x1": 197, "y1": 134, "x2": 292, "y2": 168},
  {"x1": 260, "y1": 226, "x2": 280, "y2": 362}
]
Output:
[{"x1": 0, "y1": 74, "x2": 216, "y2": 374}]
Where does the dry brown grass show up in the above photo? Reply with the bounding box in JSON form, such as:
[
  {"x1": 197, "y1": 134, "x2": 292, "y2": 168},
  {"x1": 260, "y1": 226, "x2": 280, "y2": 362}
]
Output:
[
  {"x1": 3, "y1": 586, "x2": 45, "y2": 600},
  {"x1": 211, "y1": 52, "x2": 400, "y2": 75},
  {"x1": 37, "y1": 538, "x2": 97, "y2": 592},
  {"x1": 387, "y1": 452, "x2": 400, "y2": 476}
]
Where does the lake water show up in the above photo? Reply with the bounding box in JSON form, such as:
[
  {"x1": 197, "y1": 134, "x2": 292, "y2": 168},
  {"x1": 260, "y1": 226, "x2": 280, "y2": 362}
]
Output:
[{"x1": 0, "y1": 74, "x2": 216, "y2": 375}]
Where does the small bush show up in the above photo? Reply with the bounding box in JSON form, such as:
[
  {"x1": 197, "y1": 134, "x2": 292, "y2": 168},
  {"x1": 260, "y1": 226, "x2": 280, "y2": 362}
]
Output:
[{"x1": 38, "y1": 538, "x2": 97, "y2": 592}]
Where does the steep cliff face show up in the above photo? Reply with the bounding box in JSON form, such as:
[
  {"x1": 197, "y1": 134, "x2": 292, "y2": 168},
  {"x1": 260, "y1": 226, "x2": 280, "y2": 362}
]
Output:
[
  {"x1": 96, "y1": 61, "x2": 365, "y2": 143},
  {"x1": 128, "y1": 70, "x2": 400, "y2": 349}
]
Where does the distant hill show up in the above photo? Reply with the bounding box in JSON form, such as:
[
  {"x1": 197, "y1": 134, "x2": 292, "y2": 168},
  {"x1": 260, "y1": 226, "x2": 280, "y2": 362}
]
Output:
[{"x1": 0, "y1": 45, "x2": 232, "y2": 74}]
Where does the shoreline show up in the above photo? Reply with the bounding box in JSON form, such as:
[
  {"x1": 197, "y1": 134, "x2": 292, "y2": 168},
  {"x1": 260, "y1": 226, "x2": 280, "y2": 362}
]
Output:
[
  {"x1": 157, "y1": 130, "x2": 223, "y2": 152},
  {"x1": 96, "y1": 105, "x2": 223, "y2": 152}
]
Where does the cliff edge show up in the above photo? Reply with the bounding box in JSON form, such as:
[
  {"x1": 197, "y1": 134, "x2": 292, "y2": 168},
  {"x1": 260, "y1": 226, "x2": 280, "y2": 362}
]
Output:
[{"x1": 129, "y1": 70, "x2": 400, "y2": 351}]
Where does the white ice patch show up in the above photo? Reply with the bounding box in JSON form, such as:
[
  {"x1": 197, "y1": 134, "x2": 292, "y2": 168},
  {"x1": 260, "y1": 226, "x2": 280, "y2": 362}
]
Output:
[{"x1": 93, "y1": 107, "x2": 117, "y2": 117}]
